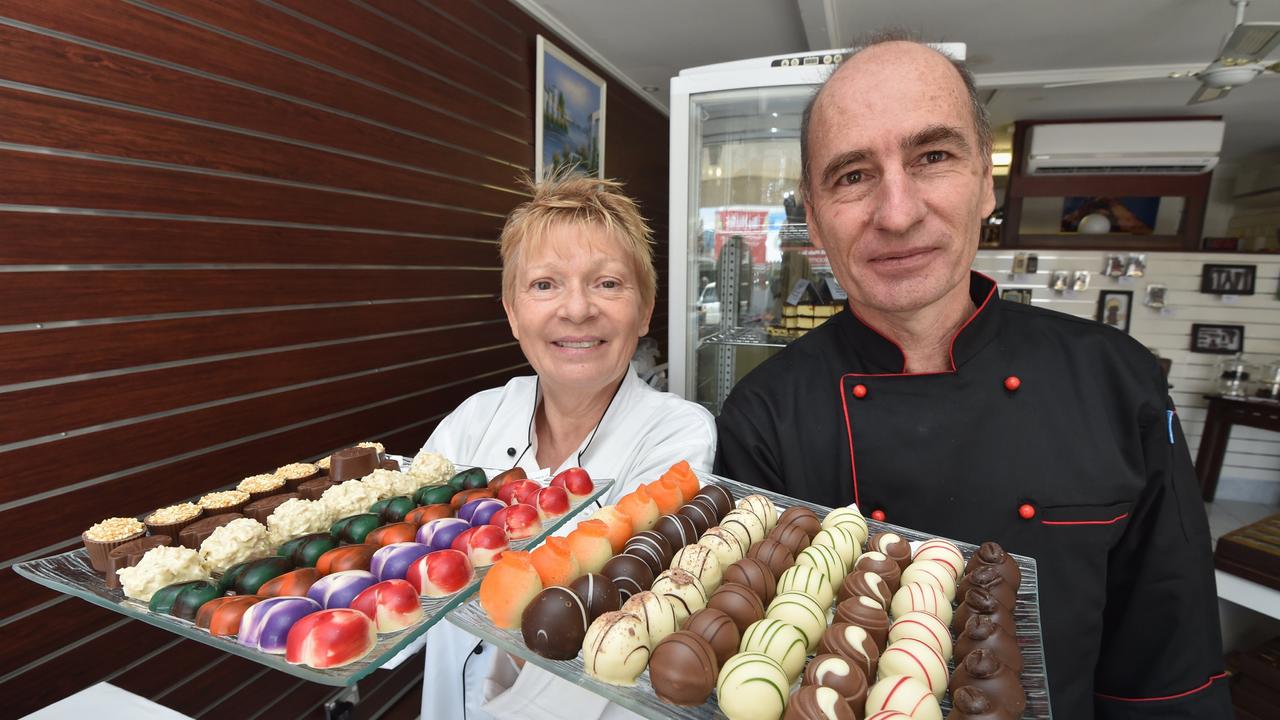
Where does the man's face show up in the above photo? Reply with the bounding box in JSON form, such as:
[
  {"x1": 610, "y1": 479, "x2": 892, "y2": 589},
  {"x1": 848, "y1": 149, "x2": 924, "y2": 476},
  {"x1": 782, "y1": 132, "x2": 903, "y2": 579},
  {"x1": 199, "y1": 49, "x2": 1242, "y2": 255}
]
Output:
[{"x1": 803, "y1": 42, "x2": 996, "y2": 315}]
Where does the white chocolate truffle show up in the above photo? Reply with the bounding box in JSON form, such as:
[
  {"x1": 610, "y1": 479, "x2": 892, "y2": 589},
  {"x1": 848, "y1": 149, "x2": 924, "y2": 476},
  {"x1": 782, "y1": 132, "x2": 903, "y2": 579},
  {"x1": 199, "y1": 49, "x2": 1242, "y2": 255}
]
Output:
[
  {"x1": 736, "y1": 494, "x2": 778, "y2": 531},
  {"x1": 797, "y1": 542, "x2": 847, "y2": 586},
  {"x1": 879, "y1": 638, "x2": 949, "y2": 699},
  {"x1": 822, "y1": 507, "x2": 869, "y2": 546},
  {"x1": 911, "y1": 538, "x2": 964, "y2": 579},
  {"x1": 582, "y1": 611, "x2": 650, "y2": 686},
  {"x1": 266, "y1": 498, "x2": 333, "y2": 546},
  {"x1": 890, "y1": 582, "x2": 953, "y2": 626},
  {"x1": 740, "y1": 618, "x2": 808, "y2": 681},
  {"x1": 888, "y1": 611, "x2": 953, "y2": 662},
  {"x1": 117, "y1": 545, "x2": 209, "y2": 602},
  {"x1": 717, "y1": 652, "x2": 790, "y2": 720},
  {"x1": 620, "y1": 591, "x2": 679, "y2": 646},
  {"x1": 812, "y1": 524, "x2": 861, "y2": 570},
  {"x1": 407, "y1": 450, "x2": 454, "y2": 486},
  {"x1": 867, "y1": 674, "x2": 943, "y2": 720},
  {"x1": 198, "y1": 517, "x2": 271, "y2": 573},
  {"x1": 671, "y1": 543, "x2": 723, "y2": 594},
  {"x1": 777, "y1": 563, "x2": 835, "y2": 610},
  {"x1": 652, "y1": 569, "x2": 707, "y2": 625},
  {"x1": 900, "y1": 560, "x2": 957, "y2": 602},
  {"x1": 359, "y1": 469, "x2": 404, "y2": 500},
  {"x1": 721, "y1": 509, "x2": 766, "y2": 549},
  {"x1": 319, "y1": 479, "x2": 380, "y2": 520},
  {"x1": 765, "y1": 590, "x2": 827, "y2": 652},
  {"x1": 697, "y1": 526, "x2": 745, "y2": 567}
]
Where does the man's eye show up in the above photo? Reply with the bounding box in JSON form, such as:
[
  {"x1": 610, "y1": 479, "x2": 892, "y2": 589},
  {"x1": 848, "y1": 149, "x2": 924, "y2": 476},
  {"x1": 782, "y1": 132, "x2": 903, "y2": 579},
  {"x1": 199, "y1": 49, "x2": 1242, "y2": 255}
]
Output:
[
  {"x1": 924, "y1": 150, "x2": 948, "y2": 163},
  {"x1": 838, "y1": 170, "x2": 863, "y2": 185}
]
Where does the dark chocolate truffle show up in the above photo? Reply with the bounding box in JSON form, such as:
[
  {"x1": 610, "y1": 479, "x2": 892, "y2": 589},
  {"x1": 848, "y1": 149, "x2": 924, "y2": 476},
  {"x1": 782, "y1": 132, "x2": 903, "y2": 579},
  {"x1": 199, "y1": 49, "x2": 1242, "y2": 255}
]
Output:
[
  {"x1": 867, "y1": 531, "x2": 912, "y2": 571},
  {"x1": 648, "y1": 630, "x2": 718, "y2": 706},
  {"x1": 677, "y1": 502, "x2": 715, "y2": 535},
  {"x1": 958, "y1": 564, "x2": 1018, "y2": 609},
  {"x1": 834, "y1": 596, "x2": 891, "y2": 650},
  {"x1": 600, "y1": 553, "x2": 654, "y2": 602},
  {"x1": 964, "y1": 541, "x2": 1022, "y2": 588},
  {"x1": 693, "y1": 483, "x2": 734, "y2": 519},
  {"x1": 746, "y1": 538, "x2": 795, "y2": 580},
  {"x1": 767, "y1": 522, "x2": 812, "y2": 555},
  {"x1": 104, "y1": 535, "x2": 171, "y2": 588},
  {"x1": 520, "y1": 586, "x2": 588, "y2": 660},
  {"x1": 818, "y1": 622, "x2": 880, "y2": 680},
  {"x1": 777, "y1": 506, "x2": 822, "y2": 539},
  {"x1": 838, "y1": 569, "x2": 893, "y2": 607},
  {"x1": 952, "y1": 587, "x2": 1016, "y2": 636},
  {"x1": 948, "y1": 649, "x2": 1027, "y2": 718},
  {"x1": 801, "y1": 654, "x2": 868, "y2": 713},
  {"x1": 707, "y1": 582, "x2": 764, "y2": 634},
  {"x1": 956, "y1": 615, "x2": 1024, "y2": 674},
  {"x1": 177, "y1": 513, "x2": 244, "y2": 549},
  {"x1": 623, "y1": 530, "x2": 673, "y2": 577},
  {"x1": 853, "y1": 551, "x2": 901, "y2": 592},
  {"x1": 243, "y1": 492, "x2": 302, "y2": 524},
  {"x1": 723, "y1": 557, "x2": 777, "y2": 605},
  {"x1": 947, "y1": 686, "x2": 1007, "y2": 720},
  {"x1": 784, "y1": 685, "x2": 854, "y2": 720},
  {"x1": 569, "y1": 573, "x2": 621, "y2": 621},
  {"x1": 683, "y1": 607, "x2": 739, "y2": 667},
  {"x1": 654, "y1": 513, "x2": 699, "y2": 551}
]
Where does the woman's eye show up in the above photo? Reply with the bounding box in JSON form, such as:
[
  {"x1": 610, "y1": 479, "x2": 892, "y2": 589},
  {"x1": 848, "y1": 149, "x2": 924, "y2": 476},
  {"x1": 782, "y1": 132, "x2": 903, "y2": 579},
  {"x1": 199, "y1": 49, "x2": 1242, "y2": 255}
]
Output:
[
  {"x1": 533, "y1": 280, "x2": 552, "y2": 291},
  {"x1": 600, "y1": 279, "x2": 620, "y2": 289}
]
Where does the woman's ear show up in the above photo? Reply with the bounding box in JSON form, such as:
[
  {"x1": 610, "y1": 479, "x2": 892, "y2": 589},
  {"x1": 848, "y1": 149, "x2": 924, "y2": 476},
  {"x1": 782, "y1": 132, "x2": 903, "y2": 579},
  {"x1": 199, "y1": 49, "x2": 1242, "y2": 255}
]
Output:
[
  {"x1": 639, "y1": 298, "x2": 654, "y2": 338},
  {"x1": 502, "y1": 294, "x2": 520, "y2": 340}
]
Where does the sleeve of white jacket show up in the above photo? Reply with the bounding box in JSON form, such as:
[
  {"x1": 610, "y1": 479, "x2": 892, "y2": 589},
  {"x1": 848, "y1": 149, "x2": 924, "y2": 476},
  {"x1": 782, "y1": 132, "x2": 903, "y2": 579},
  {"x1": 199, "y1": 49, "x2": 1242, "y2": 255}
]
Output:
[{"x1": 609, "y1": 401, "x2": 717, "y2": 498}]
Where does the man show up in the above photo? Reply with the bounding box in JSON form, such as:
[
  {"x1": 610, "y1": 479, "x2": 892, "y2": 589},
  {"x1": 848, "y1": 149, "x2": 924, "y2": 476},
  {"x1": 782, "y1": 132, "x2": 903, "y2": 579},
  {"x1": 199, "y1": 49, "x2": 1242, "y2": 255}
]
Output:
[{"x1": 715, "y1": 34, "x2": 1230, "y2": 718}]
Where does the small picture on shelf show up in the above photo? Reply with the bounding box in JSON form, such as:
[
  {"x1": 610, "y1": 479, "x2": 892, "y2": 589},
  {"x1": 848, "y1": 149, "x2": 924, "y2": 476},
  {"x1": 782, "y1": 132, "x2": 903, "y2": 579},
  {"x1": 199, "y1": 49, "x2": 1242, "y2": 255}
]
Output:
[
  {"x1": 1200, "y1": 264, "x2": 1256, "y2": 295},
  {"x1": 1144, "y1": 284, "x2": 1168, "y2": 309},
  {"x1": 1097, "y1": 290, "x2": 1133, "y2": 333},
  {"x1": 1190, "y1": 323, "x2": 1245, "y2": 354},
  {"x1": 1049, "y1": 270, "x2": 1070, "y2": 292},
  {"x1": 1001, "y1": 289, "x2": 1033, "y2": 305}
]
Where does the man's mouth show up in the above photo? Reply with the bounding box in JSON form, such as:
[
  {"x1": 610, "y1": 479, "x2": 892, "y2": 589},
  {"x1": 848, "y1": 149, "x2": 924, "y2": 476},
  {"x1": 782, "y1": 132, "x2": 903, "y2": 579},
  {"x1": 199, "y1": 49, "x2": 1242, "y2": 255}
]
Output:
[{"x1": 871, "y1": 248, "x2": 935, "y2": 263}]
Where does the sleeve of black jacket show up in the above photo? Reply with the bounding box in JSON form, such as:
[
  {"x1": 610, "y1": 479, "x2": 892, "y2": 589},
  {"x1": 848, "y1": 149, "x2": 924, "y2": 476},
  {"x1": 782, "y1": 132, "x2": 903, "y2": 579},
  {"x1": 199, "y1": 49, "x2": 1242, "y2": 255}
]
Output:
[
  {"x1": 1093, "y1": 359, "x2": 1231, "y2": 718},
  {"x1": 714, "y1": 380, "x2": 787, "y2": 496}
]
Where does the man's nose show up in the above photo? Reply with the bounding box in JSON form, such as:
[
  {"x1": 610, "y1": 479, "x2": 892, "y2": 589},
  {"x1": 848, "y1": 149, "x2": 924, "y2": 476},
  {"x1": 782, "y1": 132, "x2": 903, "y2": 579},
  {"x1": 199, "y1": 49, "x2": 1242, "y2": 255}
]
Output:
[{"x1": 872, "y1": 167, "x2": 928, "y2": 235}]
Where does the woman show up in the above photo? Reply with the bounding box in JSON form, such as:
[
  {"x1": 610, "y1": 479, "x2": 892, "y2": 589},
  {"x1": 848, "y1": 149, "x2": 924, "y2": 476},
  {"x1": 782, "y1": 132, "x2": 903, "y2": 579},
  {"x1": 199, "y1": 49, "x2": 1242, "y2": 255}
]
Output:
[{"x1": 389, "y1": 174, "x2": 716, "y2": 720}]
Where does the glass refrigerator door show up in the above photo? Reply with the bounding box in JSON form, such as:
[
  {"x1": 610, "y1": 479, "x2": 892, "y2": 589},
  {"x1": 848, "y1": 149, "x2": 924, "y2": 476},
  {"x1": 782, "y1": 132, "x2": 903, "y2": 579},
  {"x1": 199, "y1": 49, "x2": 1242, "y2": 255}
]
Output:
[{"x1": 684, "y1": 86, "x2": 836, "y2": 413}]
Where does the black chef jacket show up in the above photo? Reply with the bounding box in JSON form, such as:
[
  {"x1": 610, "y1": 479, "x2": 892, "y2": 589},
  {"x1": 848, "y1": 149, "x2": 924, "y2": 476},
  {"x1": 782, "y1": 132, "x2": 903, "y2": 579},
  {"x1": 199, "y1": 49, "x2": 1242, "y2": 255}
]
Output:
[{"x1": 715, "y1": 272, "x2": 1229, "y2": 719}]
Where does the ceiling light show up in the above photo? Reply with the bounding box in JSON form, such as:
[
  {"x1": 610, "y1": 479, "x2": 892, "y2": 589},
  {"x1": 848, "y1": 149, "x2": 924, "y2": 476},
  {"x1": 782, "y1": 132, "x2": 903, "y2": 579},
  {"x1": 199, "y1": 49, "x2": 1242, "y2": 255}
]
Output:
[
  {"x1": 771, "y1": 112, "x2": 778, "y2": 117},
  {"x1": 770, "y1": 127, "x2": 778, "y2": 133},
  {"x1": 991, "y1": 151, "x2": 1013, "y2": 166}
]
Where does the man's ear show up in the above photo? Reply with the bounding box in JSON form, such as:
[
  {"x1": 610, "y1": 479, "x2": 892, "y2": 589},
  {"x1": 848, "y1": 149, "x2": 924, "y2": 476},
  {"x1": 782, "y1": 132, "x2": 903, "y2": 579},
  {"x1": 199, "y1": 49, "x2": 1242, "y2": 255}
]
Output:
[
  {"x1": 804, "y1": 197, "x2": 825, "y2": 251},
  {"x1": 502, "y1": 294, "x2": 520, "y2": 341}
]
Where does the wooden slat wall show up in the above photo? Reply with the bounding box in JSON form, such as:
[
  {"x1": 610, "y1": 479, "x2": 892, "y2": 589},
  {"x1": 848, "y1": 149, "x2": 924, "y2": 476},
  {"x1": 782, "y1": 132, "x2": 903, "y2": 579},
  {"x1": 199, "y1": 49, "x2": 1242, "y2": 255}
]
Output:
[
  {"x1": 973, "y1": 250, "x2": 1280, "y2": 502},
  {"x1": 0, "y1": 1, "x2": 668, "y2": 716}
]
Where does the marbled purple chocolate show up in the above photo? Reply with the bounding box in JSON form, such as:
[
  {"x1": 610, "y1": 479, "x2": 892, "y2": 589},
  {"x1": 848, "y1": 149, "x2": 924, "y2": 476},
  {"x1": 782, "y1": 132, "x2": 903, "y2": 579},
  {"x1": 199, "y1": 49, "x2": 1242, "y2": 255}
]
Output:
[
  {"x1": 417, "y1": 518, "x2": 472, "y2": 551},
  {"x1": 306, "y1": 570, "x2": 379, "y2": 609},
  {"x1": 371, "y1": 542, "x2": 433, "y2": 581},
  {"x1": 237, "y1": 596, "x2": 322, "y2": 654},
  {"x1": 458, "y1": 498, "x2": 506, "y2": 526}
]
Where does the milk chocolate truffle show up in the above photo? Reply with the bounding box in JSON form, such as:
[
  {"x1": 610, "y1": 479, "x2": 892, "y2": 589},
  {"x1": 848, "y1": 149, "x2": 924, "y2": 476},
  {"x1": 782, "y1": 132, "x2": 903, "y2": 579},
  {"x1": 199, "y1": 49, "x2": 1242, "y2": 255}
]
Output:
[
  {"x1": 746, "y1": 538, "x2": 794, "y2": 580},
  {"x1": 839, "y1": 569, "x2": 893, "y2": 607},
  {"x1": 297, "y1": 477, "x2": 335, "y2": 501},
  {"x1": 243, "y1": 492, "x2": 302, "y2": 524},
  {"x1": 948, "y1": 649, "x2": 1026, "y2": 718},
  {"x1": 654, "y1": 513, "x2": 698, "y2": 551},
  {"x1": 768, "y1": 522, "x2": 812, "y2": 555},
  {"x1": 623, "y1": 530, "x2": 672, "y2": 577},
  {"x1": 820, "y1": 623, "x2": 880, "y2": 679},
  {"x1": 105, "y1": 535, "x2": 172, "y2": 588},
  {"x1": 600, "y1": 553, "x2": 654, "y2": 602},
  {"x1": 649, "y1": 630, "x2": 718, "y2": 706},
  {"x1": 956, "y1": 615, "x2": 1023, "y2": 674},
  {"x1": 867, "y1": 532, "x2": 912, "y2": 571},
  {"x1": 178, "y1": 512, "x2": 245, "y2": 549},
  {"x1": 957, "y1": 565, "x2": 1017, "y2": 609},
  {"x1": 708, "y1": 582, "x2": 764, "y2": 634},
  {"x1": 835, "y1": 595, "x2": 891, "y2": 650},
  {"x1": 802, "y1": 654, "x2": 868, "y2": 716},
  {"x1": 569, "y1": 573, "x2": 621, "y2": 621},
  {"x1": 853, "y1": 551, "x2": 902, "y2": 592},
  {"x1": 777, "y1": 506, "x2": 822, "y2": 540},
  {"x1": 723, "y1": 557, "x2": 777, "y2": 605},
  {"x1": 684, "y1": 607, "x2": 740, "y2": 666},
  {"x1": 964, "y1": 541, "x2": 1022, "y2": 589},
  {"x1": 947, "y1": 686, "x2": 1008, "y2": 720},
  {"x1": 785, "y1": 685, "x2": 855, "y2": 720},
  {"x1": 952, "y1": 587, "x2": 1016, "y2": 636},
  {"x1": 521, "y1": 586, "x2": 589, "y2": 660},
  {"x1": 694, "y1": 483, "x2": 734, "y2": 519},
  {"x1": 583, "y1": 611, "x2": 651, "y2": 686},
  {"x1": 329, "y1": 446, "x2": 379, "y2": 483},
  {"x1": 677, "y1": 502, "x2": 715, "y2": 535}
]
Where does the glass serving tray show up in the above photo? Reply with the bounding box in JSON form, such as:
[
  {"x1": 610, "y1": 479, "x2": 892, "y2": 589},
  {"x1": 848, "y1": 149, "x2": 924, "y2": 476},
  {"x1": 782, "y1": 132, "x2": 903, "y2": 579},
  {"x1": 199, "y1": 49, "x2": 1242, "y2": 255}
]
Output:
[
  {"x1": 448, "y1": 472, "x2": 1051, "y2": 719},
  {"x1": 14, "y1": 465, "x2": 613, "y2": 687}
]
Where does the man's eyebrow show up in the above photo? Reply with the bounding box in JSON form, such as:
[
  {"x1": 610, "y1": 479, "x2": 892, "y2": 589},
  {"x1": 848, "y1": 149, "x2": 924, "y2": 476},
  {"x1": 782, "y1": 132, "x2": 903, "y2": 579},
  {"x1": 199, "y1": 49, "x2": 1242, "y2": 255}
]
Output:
[
  {"x1": 902, "y1": 124, "x2": 970, "y2": 154},
  {"x1": 820, "y1": 149, "x2": 871, "y2": 184}
]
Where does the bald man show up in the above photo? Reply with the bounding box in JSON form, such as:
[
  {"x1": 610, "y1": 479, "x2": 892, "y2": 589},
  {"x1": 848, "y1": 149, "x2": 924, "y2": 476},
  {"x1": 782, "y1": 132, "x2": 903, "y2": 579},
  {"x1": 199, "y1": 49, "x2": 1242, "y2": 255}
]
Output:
[{"x1": 715, "y1": 34, "x2": 1230, "y2": 718}]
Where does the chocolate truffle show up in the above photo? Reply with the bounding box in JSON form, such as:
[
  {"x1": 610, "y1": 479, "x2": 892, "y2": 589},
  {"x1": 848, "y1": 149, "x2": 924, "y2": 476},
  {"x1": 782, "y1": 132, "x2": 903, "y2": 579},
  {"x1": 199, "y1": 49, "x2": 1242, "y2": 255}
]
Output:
[
  {"x1": 652, "y1": 569, "x2": 708, "y2": 624},
  {"x1": 819, "y1": 622, "x2": 880, "y2": 680},
  {"x1": 802, "y1": 654, "x2": 868, "y2": 716},
  {"x1": 868, "y1": 532, "x2": 912, "y2": 571},
  {"x1": 835, "y1": 595, "x2": 891, "y2": 650},
  {"x1": 766, "y1": 591, "x2": 828, "y2": 652},
  {"x1": 623, "y1": 530, "x2": 673, "y2": 577},
  {"x1": 569, "y1": 573, "x2": 621, "y2": 621},
  {"x1": 746, "y1": 538, "x2": 795, "y2": 580},
  {"x1": 654, "y1": 513, "x2": 698, "y2": 551},
  {"x1": 947, "y1": 686, "x2": 1008, "y2": 720},
  {"x1": 178, "y1": 513, "x2": 244, "y2": 549},
  {"x1": 723, "y1": 557, "x2": 777, "y2": 605},
  {"x1": 672, "y1": 543, "x2": 723, "y2": 593},
  {"x1": 952, "y1": 587, "x2": 1016, "y2": 636},
  {"x1": 583, "y1": 611, "x2": 651, "y2": 686},
  {"x1": 697, "y1": 527, "x2": 746, "y2": 568},
  {"x1": 297, "y1": 476, "x2": 335, "y2": 500},
  {"x1": 964, "y1": 541, "x2": 1022, "y2": 589},
  {"x1": 948, "y1": 649, "x2": 1026, "y2": 718},
  {"x1": 736, "y1": 494, "x2": 778, "y2": 531},
  {"x1": 718, "y1": 652, "x2": 791, "y2": 720},
  {"x1": 104, "y1": 535, "x2": 172, "y2": 588},
  {"x1": 676, "y1": 502, "x2": 715, "y2": 535},
  {"x1": 521, "y1": 586, "x2": 589, "y2": 660},
  {"x1": 329, "y1": 446, "x2": 379, "y2": 483},
  {"x1": 777, "y1": 505, "x2": 822, "y2": 540},
  {"x1": 839, "y1": 570, "x2": 893, "y2": 607},
  {"x1": 694, "y1": 483, "x2": 734, "y2": 519},
  {"x1": 243, "y1": 492, "x2": 301, "y2": 524},
  {"x1": 956, "y1": 615, "x2": 1024, "y2": 674},
  {"x1": 777, "y1": 564, "x2": 835, "y2": 610},
  {"x1": 741, "y1": 618, "x2": 808, "y2": 681},
  {"x1": 722, "y1": 509, "x2": 767, "y2": 548},
  {"x1": 621, "y1": 590, "x2": 679, "y2": 645},
  {"x1": 889, "y1": 610, "x2": 954, "y2": 662},
  {"x1": 768, "y1": 522, "x2": 812, "y2": 555},
  {"x1": 900, "y1": 559, "x2": 958, "y2": 602},
  {"x1": 649, "y1": 630, "x2": 718, "y2": 706},
  {"x1": 684, "y1": 607, "x2": 740, "y2": 666},
  {"x1": 785, "y1": 685, "x2": 855, "y2": 720},
  {"x1": 708, "y1": 582, "x2": 764, "y2": 634},
  {"x1": 890, "y1": 582, "x2": 953, "y2": 627},
  {"x1": 958, "y1": 565, "x2": 1017, "y2": 609},
  {"x1": 600, "y1": 553, "x2": 654, "y2": 602},
  {"x1": 880, "y1": 637, "x2": 949, "y2": 699},
  {"x1": 853, "y1": 551, "x2": 902, "y2": 592}
]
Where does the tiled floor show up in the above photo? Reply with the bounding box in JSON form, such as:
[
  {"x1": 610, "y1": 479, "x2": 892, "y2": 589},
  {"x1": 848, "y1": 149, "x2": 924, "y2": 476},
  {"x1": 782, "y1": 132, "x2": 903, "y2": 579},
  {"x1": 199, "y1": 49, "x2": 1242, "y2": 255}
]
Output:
[{"x1": 1207, "y1": 498, "x2": 1280, "y2": 544}]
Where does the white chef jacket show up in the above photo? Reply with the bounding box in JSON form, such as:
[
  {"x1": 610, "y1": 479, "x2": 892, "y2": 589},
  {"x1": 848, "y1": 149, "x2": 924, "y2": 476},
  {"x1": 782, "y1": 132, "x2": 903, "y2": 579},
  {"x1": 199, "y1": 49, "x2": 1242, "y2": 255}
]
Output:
[{"x1": 384, "y1": 366, "x2": 715, "y2": 720}]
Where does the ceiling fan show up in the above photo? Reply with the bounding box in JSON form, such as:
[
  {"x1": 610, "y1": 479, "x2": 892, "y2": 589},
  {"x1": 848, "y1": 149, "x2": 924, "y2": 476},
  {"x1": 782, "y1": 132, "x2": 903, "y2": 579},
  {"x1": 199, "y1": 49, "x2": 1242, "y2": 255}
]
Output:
[{"x1": 1044, "y1": 0, "x2": 1280, "y2": 104}]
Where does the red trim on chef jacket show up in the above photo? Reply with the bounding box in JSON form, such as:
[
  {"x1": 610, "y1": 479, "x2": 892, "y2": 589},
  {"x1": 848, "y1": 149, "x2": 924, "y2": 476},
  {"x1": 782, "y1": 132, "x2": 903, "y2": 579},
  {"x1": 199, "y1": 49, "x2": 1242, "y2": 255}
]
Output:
[
  {"x1": 1041, "y1": 512, "x2": 1130, "y2": 526},
  {"x1": 1094, "y1": 671, "x2": 1228, "y2": 702}
]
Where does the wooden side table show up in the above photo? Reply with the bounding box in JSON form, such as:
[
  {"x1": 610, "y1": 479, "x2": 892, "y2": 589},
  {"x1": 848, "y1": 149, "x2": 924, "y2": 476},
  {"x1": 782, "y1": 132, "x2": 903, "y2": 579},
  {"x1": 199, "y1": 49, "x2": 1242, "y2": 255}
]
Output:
[{"x1": 1197, "y1": 395, "x2": 1280, "y2": 501}]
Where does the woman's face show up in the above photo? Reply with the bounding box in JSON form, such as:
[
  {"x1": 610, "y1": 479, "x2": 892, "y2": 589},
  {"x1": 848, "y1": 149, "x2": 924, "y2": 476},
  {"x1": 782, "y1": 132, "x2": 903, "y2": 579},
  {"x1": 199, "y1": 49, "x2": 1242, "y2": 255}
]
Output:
[{"x1": 504, "y1": 222, "x2": 652, "y2": 396}]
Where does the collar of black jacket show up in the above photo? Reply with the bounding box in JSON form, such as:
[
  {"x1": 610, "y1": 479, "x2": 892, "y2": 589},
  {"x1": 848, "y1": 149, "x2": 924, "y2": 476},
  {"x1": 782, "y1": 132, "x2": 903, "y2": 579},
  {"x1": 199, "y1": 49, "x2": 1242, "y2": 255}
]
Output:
[{"x1": 834, "y1": 271, "x2": 1001, "y2": 375}]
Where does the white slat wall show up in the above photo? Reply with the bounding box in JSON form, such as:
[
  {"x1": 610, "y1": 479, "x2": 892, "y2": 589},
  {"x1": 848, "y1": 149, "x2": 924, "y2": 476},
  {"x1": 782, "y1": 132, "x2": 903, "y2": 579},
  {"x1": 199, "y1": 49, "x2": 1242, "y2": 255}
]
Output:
[{"x1": 974, "y1": 250, "x2": 1280, "y2": 503}]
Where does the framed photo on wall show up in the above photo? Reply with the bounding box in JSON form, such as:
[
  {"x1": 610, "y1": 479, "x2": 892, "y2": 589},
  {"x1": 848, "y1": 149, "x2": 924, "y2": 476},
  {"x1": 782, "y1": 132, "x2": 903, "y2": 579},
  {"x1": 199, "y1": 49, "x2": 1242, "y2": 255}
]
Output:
[
  {"x1": 1097, "y1": 290, "x2": 1133, "y2": 332},
  {"x1": 535, "y1": 36, "x2": 606, "y2": 180},
  {"x1": 1190, "y1": 323, "x2": 1245, "y2": 354},
  {"x1": 1200, "y1": 264, "x2": 1256, "y2": 295}
]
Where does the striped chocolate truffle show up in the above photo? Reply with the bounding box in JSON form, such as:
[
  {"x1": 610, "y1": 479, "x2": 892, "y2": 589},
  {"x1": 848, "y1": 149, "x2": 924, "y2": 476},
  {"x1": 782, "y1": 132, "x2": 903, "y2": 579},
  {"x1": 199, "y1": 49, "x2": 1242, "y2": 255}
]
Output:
[
  {"x1": 716, "y1": 652, "x2": 789, "y2": 720},
  {"x1": 600, "y1": 553, "x2": 653, "y2": 602},
  {"x1": 741, "y1": 617, "x2": 809, "y2": 681},
  {"x1": 671, "y1": 543, "x2": 723, "y2": 593},
  {"x1": 583, "y1": 611, "x2": 650, "y2": 686}
]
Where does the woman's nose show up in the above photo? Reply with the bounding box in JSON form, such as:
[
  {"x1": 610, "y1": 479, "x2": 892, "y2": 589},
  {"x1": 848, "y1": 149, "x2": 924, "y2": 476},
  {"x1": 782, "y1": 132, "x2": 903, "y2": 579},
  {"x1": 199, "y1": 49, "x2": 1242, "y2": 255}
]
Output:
[{"x1": 557, "y1": 283, "x2": 597, "y2": 322}]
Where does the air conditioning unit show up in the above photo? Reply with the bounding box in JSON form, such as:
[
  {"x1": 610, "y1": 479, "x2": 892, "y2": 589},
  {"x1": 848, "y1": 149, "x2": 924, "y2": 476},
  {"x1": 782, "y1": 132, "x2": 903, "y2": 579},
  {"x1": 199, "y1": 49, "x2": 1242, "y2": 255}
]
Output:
[{"x1": 1024, "y1": 120, "x2": 1224, "y2": 175}]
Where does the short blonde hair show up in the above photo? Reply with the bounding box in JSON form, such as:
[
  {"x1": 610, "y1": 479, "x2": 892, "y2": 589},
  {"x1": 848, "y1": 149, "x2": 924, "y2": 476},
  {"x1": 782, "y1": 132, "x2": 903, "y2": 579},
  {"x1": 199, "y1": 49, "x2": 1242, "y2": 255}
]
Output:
[{"x1": 500, "y1": 173, "x2": 656, "y2": 308}]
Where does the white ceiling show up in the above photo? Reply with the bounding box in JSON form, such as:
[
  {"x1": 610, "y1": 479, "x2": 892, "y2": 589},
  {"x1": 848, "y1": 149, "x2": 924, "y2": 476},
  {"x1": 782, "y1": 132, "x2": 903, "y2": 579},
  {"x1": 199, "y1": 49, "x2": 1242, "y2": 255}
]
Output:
[{"x1": 523, "y1": 0, "x2": 1280, "y2": 164}]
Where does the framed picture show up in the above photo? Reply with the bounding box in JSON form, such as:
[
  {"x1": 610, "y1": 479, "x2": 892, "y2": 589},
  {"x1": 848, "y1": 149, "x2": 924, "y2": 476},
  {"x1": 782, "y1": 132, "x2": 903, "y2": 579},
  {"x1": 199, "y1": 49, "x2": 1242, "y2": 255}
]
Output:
[
  {"x1": 1200, "y1": 264, "x2": 1256, "y2": 295},
  {"x1": 536, "y1": 35, "x2": 606, "y2": 180},
  {"x1": 1097, "y1": 290, "x2": 1133, "y2": 332},
  {"x1": 1190, "y1": 323, "x2": 1245, "y2": 354},
  {"x1": 1061, "y1": 196, "x2": 1160, "y2": 234},
  {"x1": 1001, "y1": 289, "x2": 1033, "y2": 305}
]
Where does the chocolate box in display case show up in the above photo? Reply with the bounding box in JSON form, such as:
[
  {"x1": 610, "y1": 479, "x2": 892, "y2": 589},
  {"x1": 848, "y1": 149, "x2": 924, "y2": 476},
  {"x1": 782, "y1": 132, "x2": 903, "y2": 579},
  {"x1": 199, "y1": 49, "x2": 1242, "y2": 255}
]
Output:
[
  {"x1": 448, "y1": 473, "x2": 1051, "y2": 719},
  {"x1": 15, "y1": 458, "x2": 613, "y2": 686}
]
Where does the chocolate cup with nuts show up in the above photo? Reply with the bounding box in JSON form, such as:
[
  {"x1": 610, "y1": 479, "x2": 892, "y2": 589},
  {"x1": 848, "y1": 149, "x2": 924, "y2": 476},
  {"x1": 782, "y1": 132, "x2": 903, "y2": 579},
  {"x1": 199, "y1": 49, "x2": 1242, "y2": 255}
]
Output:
[
  {"x1": 198, "y1": 490, "x2": 250, "y2": 517},
  {"x1": 81, "y1": 519, "x2": 146, "y2": 573},
  {"x1": 274, "y1": 463, "x2": 319, "y2": 491},
  {"x1": 238, "y1": 474, "x2": 289, "y2": 502},
  {"x1": 144, "y1": 503, "x2": 205, "y2": 539}
]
